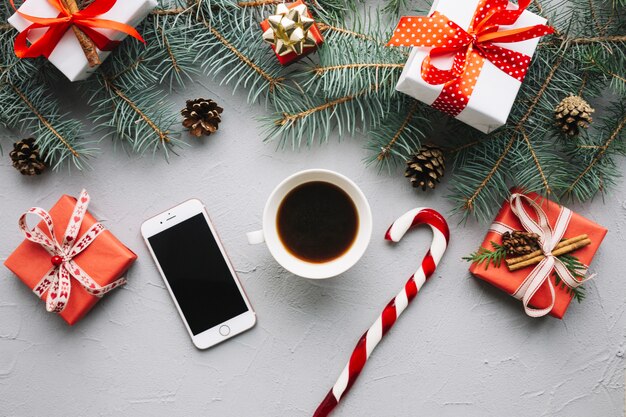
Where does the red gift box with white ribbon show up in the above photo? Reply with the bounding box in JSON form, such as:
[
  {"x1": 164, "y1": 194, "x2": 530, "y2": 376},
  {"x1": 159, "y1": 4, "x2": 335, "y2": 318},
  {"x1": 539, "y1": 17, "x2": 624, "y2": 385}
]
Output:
[
  {"x1": 469, "y1": 190, "x2": 607, "y2": 318},
  {"x1": 4, "y1": 190, "x2": 137, "y2": 325}
]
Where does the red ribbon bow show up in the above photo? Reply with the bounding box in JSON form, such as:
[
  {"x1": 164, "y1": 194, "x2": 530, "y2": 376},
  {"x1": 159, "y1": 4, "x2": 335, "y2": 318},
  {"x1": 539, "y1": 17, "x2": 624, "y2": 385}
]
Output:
[
  {"x1": 11, "y1": 0, "x2": 145, "y2": 60},
  {"x1": 388, "y1": 0, "x2": 554, "y2": 116}
]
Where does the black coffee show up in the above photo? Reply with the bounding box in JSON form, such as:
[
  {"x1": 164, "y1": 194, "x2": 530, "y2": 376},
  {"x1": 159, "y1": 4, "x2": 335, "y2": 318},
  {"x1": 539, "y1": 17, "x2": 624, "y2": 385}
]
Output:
[{"x1": 277, "y1": 181, "x2": 359, "y2": 263}]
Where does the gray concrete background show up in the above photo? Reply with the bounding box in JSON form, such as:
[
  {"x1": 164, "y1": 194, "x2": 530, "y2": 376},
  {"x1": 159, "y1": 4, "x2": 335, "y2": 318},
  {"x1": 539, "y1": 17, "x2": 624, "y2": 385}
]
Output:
[{"x1": 0, "y1": 75, "x2": 624, "y2": 417}]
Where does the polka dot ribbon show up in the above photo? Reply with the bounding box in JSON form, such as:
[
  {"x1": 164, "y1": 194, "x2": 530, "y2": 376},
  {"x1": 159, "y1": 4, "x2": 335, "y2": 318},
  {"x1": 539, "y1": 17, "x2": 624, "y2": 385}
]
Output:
[
  {"x1": 388, "y1": 0, "x2": 554, "y2": 116},
  {"x1": 18, "y1": 189, "x2": 126, "y2": 314}
]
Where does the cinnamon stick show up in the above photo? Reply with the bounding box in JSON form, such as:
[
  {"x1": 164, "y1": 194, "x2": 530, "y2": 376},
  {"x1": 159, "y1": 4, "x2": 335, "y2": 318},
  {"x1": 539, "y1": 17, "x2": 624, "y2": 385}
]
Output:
[
  {"x1": 507, "y1": 237, "x2": 591, "y2": 272},
  {"x1": 61, "y1": 0, "x2": 101, "y2": 67},
  {"x1": 506, "y1": 234, "x2": 589, "y2": 266}
]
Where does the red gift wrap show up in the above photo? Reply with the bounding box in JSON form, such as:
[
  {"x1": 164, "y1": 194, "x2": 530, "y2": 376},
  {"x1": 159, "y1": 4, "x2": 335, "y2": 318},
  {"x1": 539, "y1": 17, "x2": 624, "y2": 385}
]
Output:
[
  {"x1": 260, "y1": 0, "x2": 323, "y2": 66},
  {"x1": 469, "y1": 190, "x2": 607, "y2": 319},
  {"x1": 4, "y1": 193, "x2": 137, "y2": 325}
]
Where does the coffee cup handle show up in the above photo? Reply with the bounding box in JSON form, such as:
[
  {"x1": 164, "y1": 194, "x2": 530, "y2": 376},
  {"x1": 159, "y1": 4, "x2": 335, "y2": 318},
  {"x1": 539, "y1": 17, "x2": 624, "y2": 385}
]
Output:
[{"x1": 246, "y1": 230, "x2": 265, "y2": 245}]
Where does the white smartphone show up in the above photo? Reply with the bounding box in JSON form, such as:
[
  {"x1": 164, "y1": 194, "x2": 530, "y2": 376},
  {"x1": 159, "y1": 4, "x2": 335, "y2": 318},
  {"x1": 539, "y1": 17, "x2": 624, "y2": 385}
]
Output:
[{"x1": 141, "y1": 199, "x2": 256, "y2": 349}]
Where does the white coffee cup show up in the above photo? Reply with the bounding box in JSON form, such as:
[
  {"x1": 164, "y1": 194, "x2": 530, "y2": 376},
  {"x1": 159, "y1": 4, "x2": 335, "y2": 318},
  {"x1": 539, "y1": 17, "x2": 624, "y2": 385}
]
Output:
[{"x1": 247, "y1": 169, "x2": 372, "y2": 279}]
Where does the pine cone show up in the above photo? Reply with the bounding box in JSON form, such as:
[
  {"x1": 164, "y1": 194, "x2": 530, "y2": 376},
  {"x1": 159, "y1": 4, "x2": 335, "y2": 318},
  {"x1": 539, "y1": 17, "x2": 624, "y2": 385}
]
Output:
[
  {"x1": 181, "y1": 98, "x2": 223, "y2": 137},
  {"x1": 555, "y1": 95, "x2": 594, "y2": 136},
  {"x1": 405, "y1": 143, "x2": 445, "y2": 191},
  {"x1": 9, "y1": 138, "x2": 46, "y2": 176},
  {"x1": 502, "y1": 231, "x2": 540, "y2": 256}
]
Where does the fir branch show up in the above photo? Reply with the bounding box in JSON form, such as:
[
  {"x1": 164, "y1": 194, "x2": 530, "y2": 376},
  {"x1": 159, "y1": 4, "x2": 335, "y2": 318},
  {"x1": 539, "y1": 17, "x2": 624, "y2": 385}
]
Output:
[
  {"x1": 569, "y1": 35, "x2": 626, "y2": 44},
  {"x1": 318, "y1": 23, "x2": 378, "y2": 42},
  {"x1": 9, "y1": 84, "x2": 79, "y2": 158},
  {"x1": 103, "y1": 78, "x2": 171, "y2": 145},
  {"x1": 520, "y1": 128, "x2": 553, "y2": 196},
  {"x1": 462, "y1": 134, "x2": 516, "y2": 215},
  {"x1": 564, "y1": 111, "x2": 626, "y2": 198},
  {"x1": 554, "y1": 254, "x2": 587, "y2": 302},
  {"x1": 364, "y1": 98, "x2": 431, "y2": 170},
  {"x1": 382, "y1": 0, "x2": 409, "y2": 16},
  {"x1": 88, "y1": 74, "x2": 182, "y2": 157},
  {"x1": 151, "y1": 7, "x2": 187, "y2": 15},
  {"x1": 237, "y1": 0, "x2": 281, "y2": 6},
  {"x1": 463, "y1": 242, "x2": 507, "y2": 270},
  {"x1": 263, "y1": 84, "x2": 385, "y2": 148},
  {"x1": 276, "y1": 87, "x2": 370, "y2": 126},
  {"x1": 207, "y1": 25, "x2": 283, "y2": 92},
  {"x1": 377, "y1": 99, "x2": 420, "y2": 161},
  {"x1": 312, "y1": 63, "x2": 405, "y2": 75}
]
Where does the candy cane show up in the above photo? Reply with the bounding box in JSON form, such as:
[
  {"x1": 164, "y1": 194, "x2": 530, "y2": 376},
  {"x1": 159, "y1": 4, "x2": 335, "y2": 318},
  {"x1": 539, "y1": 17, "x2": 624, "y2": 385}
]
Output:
[{"x1": 313, "y1": 208, "x2": 450, "y2": 417}]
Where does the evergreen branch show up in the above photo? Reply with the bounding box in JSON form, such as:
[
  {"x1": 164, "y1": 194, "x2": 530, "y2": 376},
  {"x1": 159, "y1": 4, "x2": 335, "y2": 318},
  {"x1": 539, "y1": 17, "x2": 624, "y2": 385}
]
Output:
[
  {"x1": 520, "y1": 128, "x2": 552, "y2": 196},
  {"x1": 463, "y1": 135, "x2": 516, "y2": 212},
  {"x1": 318, "y1": 23, "x2": 383, "y2": 44},
  {"x1": 450, "y1": 139, "x2": 481, "y2": 153},
  {"x1": 365, "y1": 97, "x2": 432, "y2": 169},
  {"x1": 237, "y1": 0, "x2": 281, "y2": 6},
  {"x1": 109, "y1": 56, "x2": 146, "y2": 81},
  {"x1": 205, "y1": 24, "x2": 284, "y2": 93},
  {"x1": 459, "y1": 53, "x2": 565, "y2": 214},
  {"x1": 103, "y1": 77, "x2": 171, "y2": 144},
  {"x1": 568, "y1": 35, "x2": 626, "y2": 44},
  {"x1": 517, "y1": 53, "x2": 565, "y2": 127},
  {"x1": 377, "y1": 99, "x2": 419, "y2": 161},
  {"x1": 159, "y1": 26, "x2": 182, "y2": 76},
  {"x1": 276, "y1": 87, "x2": 370, "y2": 126},
  {"x1": 313, "y1": 63, "x2": 404, "y2": 75},
  {"x1": 151, "y1": 7, "x2": 187, "y2": 15},
  {"x1": 9, "y1": 84, "x2": 80, "y2": 158},
  {"x1": 463, "y1": 242, "x2": 507, "y2": 269},
  {"x1": 565, "y1": 113, "x2": 626, "y2": 196},
  {"x1": 587, "y1": 0, "x2": 602, "y2": 34},
  {"x1": 263, "y1": 83, "x2": 386, "y2": 147},
  {"x1": 605, "y1": 68, "x2": 626, "y2": 85}
]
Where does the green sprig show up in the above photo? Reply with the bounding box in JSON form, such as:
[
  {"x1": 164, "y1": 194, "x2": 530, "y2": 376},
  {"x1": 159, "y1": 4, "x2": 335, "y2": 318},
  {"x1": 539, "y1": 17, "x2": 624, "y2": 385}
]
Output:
[{"x1": 464, "y1": 243, "x2": 588, "y2": 302}]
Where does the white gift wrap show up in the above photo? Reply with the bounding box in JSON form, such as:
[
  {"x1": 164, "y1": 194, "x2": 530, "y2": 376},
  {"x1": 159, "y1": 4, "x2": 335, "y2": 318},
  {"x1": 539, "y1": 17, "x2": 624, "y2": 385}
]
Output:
[
  {"x1": 8, "y1": 0, "x2": 157, "y2": 82},
  {"x1": 395, "y1": 0, "x2": 546, "y2": 133}
]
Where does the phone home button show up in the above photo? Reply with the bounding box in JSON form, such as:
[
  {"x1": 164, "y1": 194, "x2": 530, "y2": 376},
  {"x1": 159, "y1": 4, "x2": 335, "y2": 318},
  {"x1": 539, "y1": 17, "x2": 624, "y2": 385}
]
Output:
[{"x1": 219, "y1": 325, "x2": 230, "y2": 336}]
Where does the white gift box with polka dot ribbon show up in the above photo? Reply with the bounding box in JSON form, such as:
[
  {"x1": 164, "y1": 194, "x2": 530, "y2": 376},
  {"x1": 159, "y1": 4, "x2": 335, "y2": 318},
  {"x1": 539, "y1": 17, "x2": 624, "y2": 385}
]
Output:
[{"x1": 395, "y1": 0, "x2": 546, "y2": 133}]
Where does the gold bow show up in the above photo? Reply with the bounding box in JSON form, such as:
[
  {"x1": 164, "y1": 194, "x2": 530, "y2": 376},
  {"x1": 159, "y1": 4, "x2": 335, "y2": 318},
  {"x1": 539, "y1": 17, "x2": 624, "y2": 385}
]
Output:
[{"x1": 262, "y1": 3, "x2": 317, "y2": 56}]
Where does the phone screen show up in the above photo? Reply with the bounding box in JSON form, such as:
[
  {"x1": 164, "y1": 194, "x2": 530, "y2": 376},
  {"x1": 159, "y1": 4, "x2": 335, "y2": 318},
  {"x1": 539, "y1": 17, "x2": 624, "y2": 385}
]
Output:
[{"x1": 147, "y1": 213, "x2": 249, "y2": 335}]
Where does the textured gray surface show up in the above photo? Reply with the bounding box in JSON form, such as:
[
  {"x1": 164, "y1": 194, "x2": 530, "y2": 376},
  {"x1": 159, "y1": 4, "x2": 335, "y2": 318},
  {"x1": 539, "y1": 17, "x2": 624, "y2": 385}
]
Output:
[{"x1": 0, "y1": 77, "x2": 624, "y2": 417}]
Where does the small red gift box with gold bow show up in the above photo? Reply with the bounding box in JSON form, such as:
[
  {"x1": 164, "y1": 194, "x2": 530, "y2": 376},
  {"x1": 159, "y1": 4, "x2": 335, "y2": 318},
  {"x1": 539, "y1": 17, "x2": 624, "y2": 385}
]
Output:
[
  {"x1": 260, "y1": 0, "x2": 324, "y2": 66},
  {"x1": 4, "y1": 190, "x2": 137, "y2": 325},
  {"x1": 467, "y1": 190, "x2": 607, "y2": 319}
]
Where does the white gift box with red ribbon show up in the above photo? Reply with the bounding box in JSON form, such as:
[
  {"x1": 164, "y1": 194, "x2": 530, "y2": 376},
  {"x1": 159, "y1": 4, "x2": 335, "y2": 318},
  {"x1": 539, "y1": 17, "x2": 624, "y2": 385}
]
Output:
[
  {"x1": 8, "y1": 0, "x2": 157, "y2": 81},
  {"x1": 395, "y1": 0, "x2": 547, "y2": 133}
]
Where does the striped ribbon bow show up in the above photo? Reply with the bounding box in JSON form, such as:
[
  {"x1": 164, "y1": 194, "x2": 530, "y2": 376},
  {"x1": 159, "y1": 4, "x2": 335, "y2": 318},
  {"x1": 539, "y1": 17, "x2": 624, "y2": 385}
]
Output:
[
  {"x1": 19, "y1": 189, "x2": 126, "y2": 313},
  {"x1": 505, "y1": 193, "x2": 589, "y2": 317},
  {"x1": 387, "y1": 0, "x2": 554, "y2": 116}
]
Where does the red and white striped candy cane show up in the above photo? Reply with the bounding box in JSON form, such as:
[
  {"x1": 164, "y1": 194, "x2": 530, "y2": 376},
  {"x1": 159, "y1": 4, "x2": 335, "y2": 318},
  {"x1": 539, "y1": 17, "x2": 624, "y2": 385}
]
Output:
[{"x1": 313, "y1": 207, "x2": 450, "y2": 417}]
